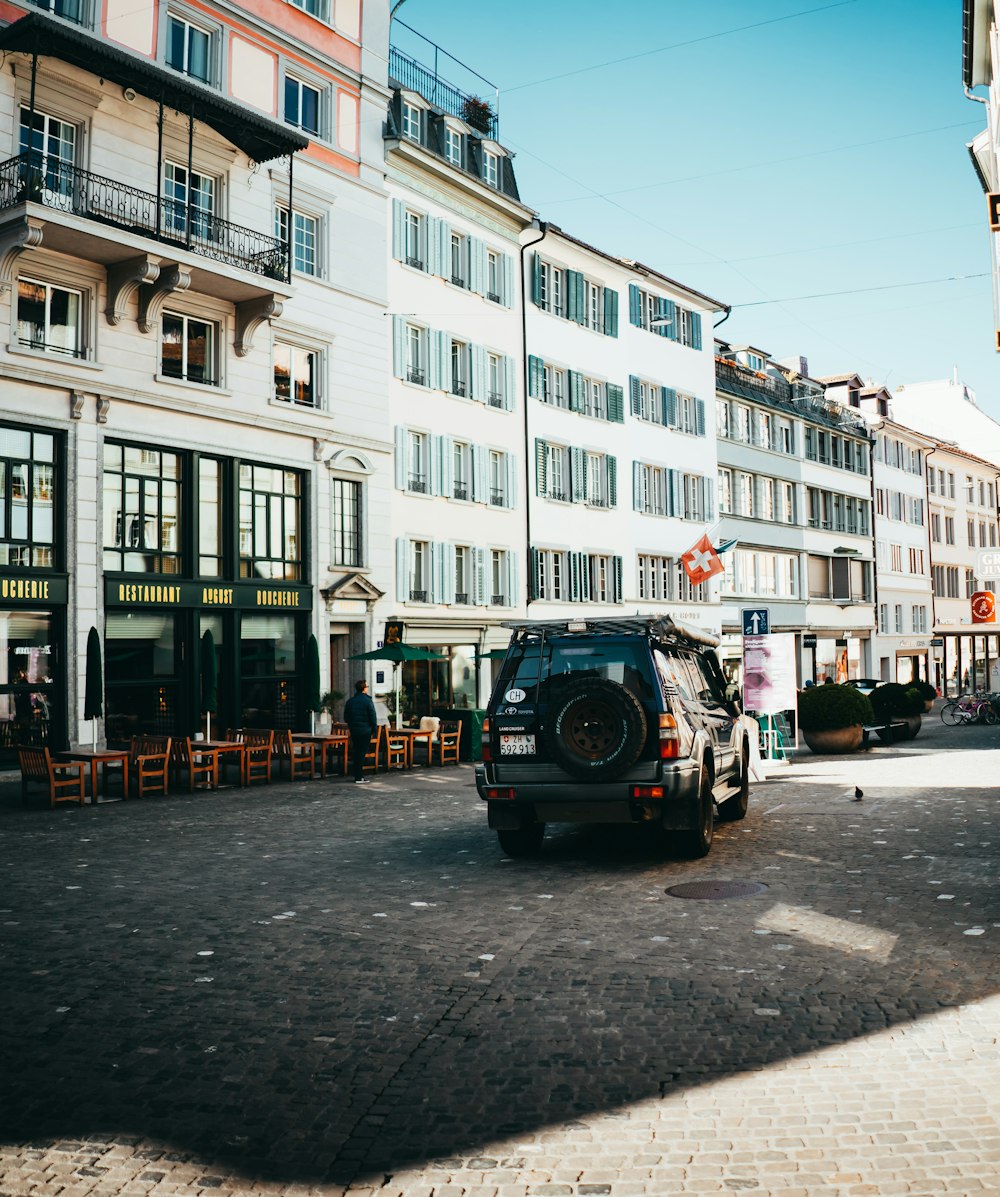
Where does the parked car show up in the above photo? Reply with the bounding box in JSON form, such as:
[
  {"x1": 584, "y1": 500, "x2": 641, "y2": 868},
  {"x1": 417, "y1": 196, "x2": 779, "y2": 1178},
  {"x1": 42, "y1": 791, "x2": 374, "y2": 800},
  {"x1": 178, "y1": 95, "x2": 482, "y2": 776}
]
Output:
[
  {"x1": 475, "y1": 616, "x2": 750, "y2": 858},
  {"x1": 845, "y1": 678, "x2": 881, "y2": 696}
]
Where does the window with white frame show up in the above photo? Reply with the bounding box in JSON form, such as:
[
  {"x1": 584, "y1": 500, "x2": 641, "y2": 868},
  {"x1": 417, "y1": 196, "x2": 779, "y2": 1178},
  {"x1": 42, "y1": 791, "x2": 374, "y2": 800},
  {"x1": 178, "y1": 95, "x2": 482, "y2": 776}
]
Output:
[
  {"x1": 409, "y1": 539, "x2": 429, "y2": 601},
  {"x1": 486, "y1": 250, "x2": 502, "y2": 303},
  {"x1": 640, "y1": 465, "x2": 668, "y2": 516},
  {"x1": 289, "y1": 0, "x2": 326, "y2": 17},
  {"x1": 718, "y1": 468, "x2": 733, "y2": 514},
  {"x1": 678, "y1": 393, "x2": 699, "y2": 436},
  {"x1": 273, "y1": 341, "x2": 318, "y2": 407},
  {"x1": 716, "y1": 398, "x2": 730, "y2": 438},
  {"x1": 759, "y1": 477, "x2": 775, "y2": 522},
  {"x1": 449, "y1": 231, "x2": 468, "y2": 288},
  {"x1": 680, "y1": 473, "x2": 703, "y2": 521},
  {"x1": 878, "y1": 603, "x2": 889, "y2": 634},
  {"x1": 487, "y1": 353, "x2": 504, "y2": 408},
  {"x1": 444, "y1": 125, "x2": 463, "y2": 166},
  {"x1": 589, "y1": 554, "x2": 611, "y2": 602},
  {"x1": 890, "y1": 543, "x2": 902, "y2": 571},
  {"x1": 449, "y1": 338, "x2": 469, "y2": 397},
  {"x1": 401, "y1": 100, "x2": 422, "y2": 142},
  {"x1": 738, "y1": 472, "x2": 754, "y2": 518},
  {"x1": 454, "y1": 544, "x2": 471, "y2": 603},
  {"x1": 930, "y1": 512, "x2": 941, "y2": 542},
  {"x1": 452, "y1": 441, "x2": 471, "y2": 500},
  {"x1": 482, "y1": 148, "x2": 500, "y2": 187},
  {"x1": 637, "y1": 379, "x2": 663, "y2": 425},
  {"x1": 581, "y1": 375, "x2": 607, "y2": 419},
  {"x1": 779, "y1": 481, "x2": 795, "y2": 523},
  {"x1": 490, "y1": 549, "x2": 509, "y2": 605},
  {"x1": 534, "y1": 548, "x2": 566, "y2": 600},
  {"x1": 912, "y1": 604, "x2": 928, "y2": 633},
  {"x1": 166, "y1": 12, "x2": 214, "y2": 82},
  {"x1": 721, "y1": 549, "x2": 799, "y2": 599},
  {"x1": 284, "y1": 75, "x2": 321, "y2": 136},
  {"x1": 164, "y1": 162, "x2": 215, "y2": 239},
  {"x1": 542, "y1": 364, "x2": 567, "y2": 408},
  {"x1": 330, "y1": 476, "x2": 363, "y2": 567},
  {"x1": 637, "y1": 554, "x2": 672, "y2": 601},
  {"x1": 544, "y1": 444, "x2": 569, "y2": 501},
  {"x1": 404, "y1": 209, "x2": 424, "y2": 269},
  {"x1": 405, "y1": 324, "x2": 426, "y2": 385},
  {"x1": 16, "y1": 278, "x2": 83, "y2": 358},
  {"x1": 583, "y1": 279, "x2": 604, "y2": 332},
  {"x1": 275, "y1": 206, "x2": 319, "y2": 276},
  {"x1": 19, "y1": 107, "x2": 76, "y2": 204},
  {"x1": 894, "y1": 604, "x2": 904, "y2": 633},
  {"x1": 735, "y1": 405, "x2": 751, "y2": 443},
  {"x1": 161, "y1": 311, "x2": 217, "y2": 385},
  {"x1": 538, "y1": 260, "x2": 563, "y2": 316},
  {"x1": 407, "y1": 431, "x2": 428, "y2": 494},
  {"x1": 489, "y1": 450, "x2": 507, "y2": 506},
  {"x1": 586, "y1": 452, "x2": 607, "y2": 507}
]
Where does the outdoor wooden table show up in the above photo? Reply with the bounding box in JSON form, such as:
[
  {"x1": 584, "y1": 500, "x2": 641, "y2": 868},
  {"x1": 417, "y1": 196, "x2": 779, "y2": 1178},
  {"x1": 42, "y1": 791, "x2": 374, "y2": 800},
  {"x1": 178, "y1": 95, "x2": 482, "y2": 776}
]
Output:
[
  {"x1": 292, "y1": 732, "x2": 349, "y2": 779},
  {"x1": 55, "y1": 748, "x2": 130, "y2": 803},
  {"x1": 389, "y1": 727, "x2": 435, "y2": 767},
  {"x1": 199, "y1": 740, "x2": 246, "y2": 786}
]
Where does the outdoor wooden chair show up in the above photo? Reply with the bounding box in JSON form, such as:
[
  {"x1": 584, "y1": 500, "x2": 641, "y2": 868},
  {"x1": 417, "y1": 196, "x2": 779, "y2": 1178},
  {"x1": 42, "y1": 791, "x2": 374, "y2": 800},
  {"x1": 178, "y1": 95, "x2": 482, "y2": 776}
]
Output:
[
  {"x1": 384, "y1": 727, "x2": 409, "y2": 771},
  {"x1": 18, "y1": 747, "x2": 86, "y2": 807},
  {"x1": 130, "y1": 735, "x2": 172, "y2": 798},
  {"x1": 438, "y1": 720, "x2": 461, "y2": 766},
  {"x1": 362, "y1": 726, "x2": 383, "y2": 774},
  {"x1": 276, "y1": 729, "x2": 315, "y2": 781},
  {"x1": 412, "y1": 716, "x2": 440, "y2": 766},
  {"x1": 171, "y1": 737, "x2": 217, "y2": 792},
  {"x1": 243, "y1": 729, "x2": 274, "y2": 786}
]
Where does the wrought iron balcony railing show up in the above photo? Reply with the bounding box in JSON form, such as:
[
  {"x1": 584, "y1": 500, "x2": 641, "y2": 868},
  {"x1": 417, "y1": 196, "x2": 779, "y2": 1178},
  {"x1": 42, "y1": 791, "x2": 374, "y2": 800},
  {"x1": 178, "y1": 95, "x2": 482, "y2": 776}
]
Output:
[
  {"x1": 389, "y1": 46, "x2": 499, "y2": 139},
  {"x1": 0, "y1": 153, "x2": 289, "y2": 282}
]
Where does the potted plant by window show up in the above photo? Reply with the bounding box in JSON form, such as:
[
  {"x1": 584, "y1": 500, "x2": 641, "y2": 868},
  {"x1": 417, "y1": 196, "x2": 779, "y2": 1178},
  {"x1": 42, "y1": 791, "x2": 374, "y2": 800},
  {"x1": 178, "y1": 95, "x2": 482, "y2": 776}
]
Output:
[
  {"x1": 461, "y1": 95, "x2": 495, "y2": 134},
  {"x1": 798, "y1": 683, "x2": 873, "y2": 754},
  {"x1": 870, "y1": 682, "x2": 924, "y2": 741},
  {"x1": 317, "y1": 690, "x2": 343, "y2": 734},
  {"x1": 910, "y1": 680, "x2": 937, "y2": 713}
]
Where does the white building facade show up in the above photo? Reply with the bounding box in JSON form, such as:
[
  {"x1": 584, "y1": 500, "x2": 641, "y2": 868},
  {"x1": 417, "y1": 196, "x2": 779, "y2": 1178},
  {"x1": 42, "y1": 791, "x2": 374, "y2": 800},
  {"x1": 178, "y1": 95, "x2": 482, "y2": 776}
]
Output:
[
  {"x1": 0, "y1": 0, "x2": 392, "y2": 760},
  {"x1": 525, "y1": 228, "x2": 726, "y2": 634}
]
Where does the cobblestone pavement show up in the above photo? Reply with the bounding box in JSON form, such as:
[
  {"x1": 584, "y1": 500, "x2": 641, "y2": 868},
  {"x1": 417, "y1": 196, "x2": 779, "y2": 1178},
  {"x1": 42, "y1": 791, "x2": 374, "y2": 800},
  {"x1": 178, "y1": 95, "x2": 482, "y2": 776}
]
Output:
[{"x1": 1, "y1": 714, "x2": 998, "y2": 1197}]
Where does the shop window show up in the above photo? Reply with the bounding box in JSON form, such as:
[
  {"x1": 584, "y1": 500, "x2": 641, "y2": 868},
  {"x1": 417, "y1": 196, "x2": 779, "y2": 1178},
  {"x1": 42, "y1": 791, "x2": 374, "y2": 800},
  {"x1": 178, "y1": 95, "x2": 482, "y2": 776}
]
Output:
[
  {"x1": 239, "y1": 613, "x2": 297, "y2": 730},
  {"x1": 238, "y1": 463, "x2": 302, "y2": 580},
  {"x1": 104, "y1": 612, "x2": 180, "y2": 743},
  {"x1": 103, "y1": 443, "x2": 182, "y2": 575},
  {"x1": 0, "y1": 610, "x2": 57, "y2": 756},
  {"x1": 198, "y1": 457, "x2": 223, "y2": 577},
  {"x1": 0, "y1": 425, "x2": 57, "y2": 568}
]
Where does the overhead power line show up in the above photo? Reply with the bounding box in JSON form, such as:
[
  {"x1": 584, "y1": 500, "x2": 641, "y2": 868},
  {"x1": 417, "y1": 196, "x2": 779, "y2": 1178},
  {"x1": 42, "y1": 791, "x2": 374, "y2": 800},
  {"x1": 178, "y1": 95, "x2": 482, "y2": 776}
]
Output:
[{"x1": 731, "y1": 272, "x2": 990, "y2": 307}]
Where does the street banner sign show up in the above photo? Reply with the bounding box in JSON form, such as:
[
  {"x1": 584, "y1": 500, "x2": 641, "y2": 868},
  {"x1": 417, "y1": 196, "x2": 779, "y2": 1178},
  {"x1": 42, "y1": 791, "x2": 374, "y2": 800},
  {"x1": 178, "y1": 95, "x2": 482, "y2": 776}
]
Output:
[
  {"x1": 743, "y1": 632, "x2": 796, "y2": 715},
  {"x1": 971, "y1": 591, "x2": 996, "y2": 624},
  {"x1": 741, "y1": 607, "x2": 770, "y2": 636}
]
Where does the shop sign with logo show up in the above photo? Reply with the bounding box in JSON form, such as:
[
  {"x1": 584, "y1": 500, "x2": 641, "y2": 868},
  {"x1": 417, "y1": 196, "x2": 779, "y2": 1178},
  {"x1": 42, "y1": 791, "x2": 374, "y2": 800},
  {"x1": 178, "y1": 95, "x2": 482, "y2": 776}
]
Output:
[
  {"x1": 971, "y1": 591, "x2": 996, "y2": 624},
  {"x1": 0, "y1": 573, "x2": 68, "y2": 605},
  {"x1": 105, "y1": 579, "x2": 312, "y2": 609},
  {"x1": 383, "y1": 620, "x2": 404, "y2": 646}
]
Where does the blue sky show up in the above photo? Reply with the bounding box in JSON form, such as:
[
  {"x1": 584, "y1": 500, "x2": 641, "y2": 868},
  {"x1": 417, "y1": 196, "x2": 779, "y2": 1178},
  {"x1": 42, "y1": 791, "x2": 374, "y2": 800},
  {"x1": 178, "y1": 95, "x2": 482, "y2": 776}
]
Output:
[{"x1": 390, "y1": 0, "x2": 998, "y2": 416}]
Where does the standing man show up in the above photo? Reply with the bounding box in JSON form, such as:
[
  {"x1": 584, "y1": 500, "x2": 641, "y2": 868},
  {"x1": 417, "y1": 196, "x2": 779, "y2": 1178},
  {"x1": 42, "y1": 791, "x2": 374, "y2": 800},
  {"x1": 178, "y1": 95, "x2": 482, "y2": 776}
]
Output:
[{"x1": 344, "y1": 679, "x2": 378, "y2": 783}]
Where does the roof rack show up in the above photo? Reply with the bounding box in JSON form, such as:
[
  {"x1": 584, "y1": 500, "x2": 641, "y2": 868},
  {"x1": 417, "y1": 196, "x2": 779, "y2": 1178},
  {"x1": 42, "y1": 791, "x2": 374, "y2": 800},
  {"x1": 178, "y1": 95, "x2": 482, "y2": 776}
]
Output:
[{"x1": 501, "y1": 614, "x2": 720, "y2": 649}]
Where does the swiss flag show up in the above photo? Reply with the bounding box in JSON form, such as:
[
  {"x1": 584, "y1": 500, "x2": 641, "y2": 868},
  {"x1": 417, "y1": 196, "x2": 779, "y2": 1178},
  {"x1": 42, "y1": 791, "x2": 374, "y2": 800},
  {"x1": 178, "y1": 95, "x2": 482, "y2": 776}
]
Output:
[{"x1": 681, "y1": 533, "x2": 724, "y2": 586}]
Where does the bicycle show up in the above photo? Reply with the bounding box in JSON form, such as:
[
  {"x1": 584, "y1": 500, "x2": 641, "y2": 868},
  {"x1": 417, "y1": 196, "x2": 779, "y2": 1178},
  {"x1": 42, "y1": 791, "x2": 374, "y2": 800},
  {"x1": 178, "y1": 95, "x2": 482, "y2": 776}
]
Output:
[{"x1": 941, "y1": 693, "x2": 998, "y2": 725}]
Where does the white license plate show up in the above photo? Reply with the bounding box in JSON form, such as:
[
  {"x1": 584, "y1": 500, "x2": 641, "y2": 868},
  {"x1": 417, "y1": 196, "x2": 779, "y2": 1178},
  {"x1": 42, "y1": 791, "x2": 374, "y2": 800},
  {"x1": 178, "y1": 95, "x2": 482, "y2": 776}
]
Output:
[{"x1": 499, "y1": 734, "x2": 536, "y2": 755}]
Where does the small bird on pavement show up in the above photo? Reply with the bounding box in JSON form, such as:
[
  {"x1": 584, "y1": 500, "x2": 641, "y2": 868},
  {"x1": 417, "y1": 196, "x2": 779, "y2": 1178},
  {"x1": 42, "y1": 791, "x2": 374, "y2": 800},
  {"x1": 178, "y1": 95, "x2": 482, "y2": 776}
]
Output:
[{"x1": 852, "y1": 786, "x2": 864, "y2": 802}]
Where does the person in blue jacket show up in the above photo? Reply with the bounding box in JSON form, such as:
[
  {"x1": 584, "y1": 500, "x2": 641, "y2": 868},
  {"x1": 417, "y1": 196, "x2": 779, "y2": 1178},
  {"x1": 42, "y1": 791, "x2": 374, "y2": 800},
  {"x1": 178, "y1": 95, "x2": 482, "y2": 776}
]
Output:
[{"x1": 343, "y1": 679, "x2": 378, "y2": 783}]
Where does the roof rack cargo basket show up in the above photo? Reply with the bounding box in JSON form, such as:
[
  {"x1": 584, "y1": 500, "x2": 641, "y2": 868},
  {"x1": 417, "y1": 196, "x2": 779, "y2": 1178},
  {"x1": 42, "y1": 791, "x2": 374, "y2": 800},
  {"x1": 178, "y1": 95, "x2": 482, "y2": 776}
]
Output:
[{"x1": 500, "y1": 614, "x2": 720, "y2": 649}]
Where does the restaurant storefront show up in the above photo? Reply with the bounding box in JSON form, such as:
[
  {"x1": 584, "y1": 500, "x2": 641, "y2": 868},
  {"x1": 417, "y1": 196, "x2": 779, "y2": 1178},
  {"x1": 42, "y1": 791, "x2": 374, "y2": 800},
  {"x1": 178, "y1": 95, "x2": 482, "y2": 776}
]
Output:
[
  {"x1": 0, "y1": 421, "x2": 66, "y2": 767},
  {"x1": 102, "y1": 441, "x2": 312, "y2": 743}
]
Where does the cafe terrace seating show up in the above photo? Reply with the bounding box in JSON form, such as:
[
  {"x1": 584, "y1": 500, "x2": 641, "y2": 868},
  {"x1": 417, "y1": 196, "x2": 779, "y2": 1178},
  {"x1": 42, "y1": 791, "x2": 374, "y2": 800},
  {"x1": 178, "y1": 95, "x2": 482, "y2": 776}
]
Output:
[
  {"x1": 438, "y1": 720, "x2": 461, "y2": 766},
  {"x1": 130, "y1": 735, "x2": 172, "y2": 798},
  {"x1": 171, "y1": 737, "x2": 218, "y2": 792},
  {"x1": 276, "y1": 729, "x2": 315, "y2": 781},
  {"x1": 18, "y1": 747, "x2": 87, "y2": 807}
]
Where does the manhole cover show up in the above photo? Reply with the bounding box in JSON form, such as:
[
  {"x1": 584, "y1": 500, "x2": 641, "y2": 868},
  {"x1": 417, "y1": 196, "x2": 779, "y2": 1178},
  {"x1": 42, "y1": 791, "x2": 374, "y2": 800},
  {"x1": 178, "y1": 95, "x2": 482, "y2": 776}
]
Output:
[{"x1": 666, "y1": 880, "x2": 769, "y2": 900}]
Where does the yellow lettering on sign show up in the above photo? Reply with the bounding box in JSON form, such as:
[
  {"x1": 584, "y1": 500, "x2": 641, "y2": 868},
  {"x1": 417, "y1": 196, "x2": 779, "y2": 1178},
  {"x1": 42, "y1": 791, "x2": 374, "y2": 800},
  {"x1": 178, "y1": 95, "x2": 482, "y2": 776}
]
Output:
[{"x1": 1, "y1": 577, "x2": 52, "y2": 600}]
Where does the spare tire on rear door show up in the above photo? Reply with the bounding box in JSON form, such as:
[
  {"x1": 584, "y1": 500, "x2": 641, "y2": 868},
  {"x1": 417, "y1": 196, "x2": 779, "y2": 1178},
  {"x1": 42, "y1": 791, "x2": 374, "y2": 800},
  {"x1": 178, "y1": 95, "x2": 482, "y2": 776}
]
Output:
[{"x1": 543, "y1": 677, "x2": 648, "y2": 780}]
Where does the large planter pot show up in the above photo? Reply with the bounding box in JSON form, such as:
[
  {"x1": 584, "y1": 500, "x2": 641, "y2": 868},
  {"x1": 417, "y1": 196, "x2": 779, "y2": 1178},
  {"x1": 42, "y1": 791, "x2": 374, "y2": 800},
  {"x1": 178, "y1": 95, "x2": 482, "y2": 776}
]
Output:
[
  {"x1": 896, "y1": 714, "x2": 922, "y2": 741},
  {"x1": 802, "y1": 724, "x2": 864, "y2": 754},
  {"x1": 923, "y1": 700, "x2": 934, "y2": 714}
]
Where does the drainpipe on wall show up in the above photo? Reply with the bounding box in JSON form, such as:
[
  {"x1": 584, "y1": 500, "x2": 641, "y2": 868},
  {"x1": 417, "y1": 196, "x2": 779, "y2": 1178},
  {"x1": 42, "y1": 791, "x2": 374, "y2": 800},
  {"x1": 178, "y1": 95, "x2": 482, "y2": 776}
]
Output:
[
  {"x1": 519, "y1": 221, "x2": 548, "y2": 611},
  {"x1": 923, "y1": 444, "x2": 940, "y2": 689},
  {"x1": 868, "y1": 419, "x2": 884, "y2": 677}
]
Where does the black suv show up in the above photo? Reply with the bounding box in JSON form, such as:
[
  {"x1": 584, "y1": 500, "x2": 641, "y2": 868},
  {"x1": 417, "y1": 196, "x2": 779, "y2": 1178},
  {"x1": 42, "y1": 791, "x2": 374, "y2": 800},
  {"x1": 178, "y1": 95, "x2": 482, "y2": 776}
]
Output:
[{"x1": 475, "y1": 616, "x2": 750, "y2": 857}]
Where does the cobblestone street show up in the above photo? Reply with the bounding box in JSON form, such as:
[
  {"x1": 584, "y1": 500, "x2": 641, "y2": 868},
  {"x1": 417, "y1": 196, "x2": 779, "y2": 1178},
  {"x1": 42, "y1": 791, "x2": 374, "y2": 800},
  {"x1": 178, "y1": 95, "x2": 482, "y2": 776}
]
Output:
[{"x1": 1, "y1": 716, "x2": 998, "y2": 1197}]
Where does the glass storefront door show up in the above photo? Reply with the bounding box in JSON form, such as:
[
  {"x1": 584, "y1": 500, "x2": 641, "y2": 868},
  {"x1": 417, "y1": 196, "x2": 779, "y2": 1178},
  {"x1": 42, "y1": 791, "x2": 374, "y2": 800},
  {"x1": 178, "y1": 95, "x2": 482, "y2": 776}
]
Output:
[
  {"x1": 105, "y1": 611, "x2": 183, "y2": 744},
  {"x1": 239, "y1": 613, "x2": 297, "y2": 730},
  {"x1": 0, "y1": 609, "x2": 58, "y2": 760}
]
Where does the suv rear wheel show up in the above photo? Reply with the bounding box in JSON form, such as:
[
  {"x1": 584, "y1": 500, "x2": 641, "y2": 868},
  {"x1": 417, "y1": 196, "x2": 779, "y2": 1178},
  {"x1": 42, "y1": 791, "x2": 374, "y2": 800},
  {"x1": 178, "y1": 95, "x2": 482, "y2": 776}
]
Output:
[
  {"x1": 497, "y1": 822, "x2": 546, "y2": 857},
  {"x1": 676, "y1": 767, "x2": 714, "y2": 859},
  {"x1": 543, "y1": 677, "x2": 648, "y2": 781}
]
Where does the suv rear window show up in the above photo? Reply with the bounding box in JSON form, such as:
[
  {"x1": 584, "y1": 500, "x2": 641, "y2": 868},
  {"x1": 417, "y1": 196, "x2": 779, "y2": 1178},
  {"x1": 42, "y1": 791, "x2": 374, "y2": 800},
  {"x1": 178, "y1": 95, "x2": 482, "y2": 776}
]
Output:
[{"x1": 495, "y1": 637, "x2": 656, "y2": 705}]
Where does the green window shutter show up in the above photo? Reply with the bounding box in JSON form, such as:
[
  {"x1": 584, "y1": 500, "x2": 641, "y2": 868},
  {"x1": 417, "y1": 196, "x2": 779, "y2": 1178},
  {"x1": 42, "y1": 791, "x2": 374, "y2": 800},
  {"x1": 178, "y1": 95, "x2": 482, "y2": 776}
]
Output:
[
  {"x1": 502, "y1": 253, "x2": 514, "y2": 308},
  {"x1": 606, "y1": 383, "x2": 624, "y2": 423},
  {"x1": 663, "y1": 387, "x2": 677, "y2": 427},
  {"x1": 629, "y1": 375, "x2": 641, "y2": 416},
  {"x1": 604, "y1": 287, "x2": 619, "y2": 337},
  {"x1": 695, "y1": 398, "x2": 706, "y2": 437},
  {"x1": 629, "y1": 283, "x2": 642, "y2": 326},
  {"x1": 528, "y1": 354, "x2": 545, "y2": 398},
  {"x1": 531, "y1": 252, "x2": 543, "y2": 307},
  {"x1": 392, "y1": 316, "x2": 406, "y2": 379},
  {"x1": 659, "y1": 298, "x2": 676, "y2": 339},
  {"x1": 504, "y1": 355, "x2": 516, "y2": 410},
  {"x1": 391, "y1": 199, "x2": 405, "y2": 261},
  {"x1": 612, "y1": 555, "x2": 623, "y2": 604},
  {"x1": 535, "y1": 439, "x2": 547, "y2": 495},
  {"x1": 633, "y1": 461, "x2": 642, "y2": 511},
  {"x1": 529, "y1": 547, "x2": 540, "y2": 600},
  {"x1": 569, "y1": 551, "x2": 581, "y2": 602},
  {"x1": 690, "y1": 312, "x2": 703, "y2": 350},
  {"x1": 607, "y1": 455, "x2": 617, "y2": 507},
  {"x1": 578, "y1": 553, "x2": 591, "y2": 602},
  {"x1": 567, "y1": 270, "x2": 585, "y2": 324},
  {"x1": 571, "y1": 446, "x2": 586, "y2": 502},
  {"x1": 568, "y1": 371, "x2": 582, "y2": 412}
]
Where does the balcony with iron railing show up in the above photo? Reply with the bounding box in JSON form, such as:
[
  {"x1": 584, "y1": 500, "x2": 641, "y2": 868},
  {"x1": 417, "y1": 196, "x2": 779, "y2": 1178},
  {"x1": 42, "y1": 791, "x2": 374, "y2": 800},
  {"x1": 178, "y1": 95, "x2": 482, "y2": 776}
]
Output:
[
  {"x1": 389, "y1": 44, "x2": 499, "y2": 140},
  {"x1": 0, "y1": 153, "x2": 289, "y2": 289},
  {"x1": 715, "y1": 355, "x2": 792, "y2": 405}
]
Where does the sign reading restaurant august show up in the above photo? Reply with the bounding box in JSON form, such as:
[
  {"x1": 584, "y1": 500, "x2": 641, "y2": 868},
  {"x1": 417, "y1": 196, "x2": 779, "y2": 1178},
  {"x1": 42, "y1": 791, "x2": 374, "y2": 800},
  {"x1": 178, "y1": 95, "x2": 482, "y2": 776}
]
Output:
[{"x1": 106, "y1": 579, "x2": 312, "y2": 610}]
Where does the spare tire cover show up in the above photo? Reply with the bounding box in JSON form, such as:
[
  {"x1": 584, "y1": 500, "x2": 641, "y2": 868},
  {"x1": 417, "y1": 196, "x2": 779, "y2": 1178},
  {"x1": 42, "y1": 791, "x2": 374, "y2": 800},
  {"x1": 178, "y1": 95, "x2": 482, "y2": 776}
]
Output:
[{"x1": 543, "y1": 677, "x2": 648, "y2": 780}]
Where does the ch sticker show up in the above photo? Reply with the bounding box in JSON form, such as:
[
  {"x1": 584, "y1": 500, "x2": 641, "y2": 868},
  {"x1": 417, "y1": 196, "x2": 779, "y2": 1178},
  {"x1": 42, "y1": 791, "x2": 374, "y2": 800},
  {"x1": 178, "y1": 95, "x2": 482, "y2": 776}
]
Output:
[{"x1": 504, "y1": 688, "x2": 526, "y2": 703}]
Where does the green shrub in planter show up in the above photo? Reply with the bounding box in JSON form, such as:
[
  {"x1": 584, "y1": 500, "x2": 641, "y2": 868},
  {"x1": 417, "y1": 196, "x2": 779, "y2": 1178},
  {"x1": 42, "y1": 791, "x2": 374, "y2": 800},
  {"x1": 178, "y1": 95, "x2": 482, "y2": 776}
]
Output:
[
  {"x1": 870, "y1": 682, "x2": 924, "y2": 722},
  {"x1": 798, "y1": 684, "x2": 873, "y2": 731},
  {"x1": 911, "y1": 680, "x2": 937, "y2": 702}
]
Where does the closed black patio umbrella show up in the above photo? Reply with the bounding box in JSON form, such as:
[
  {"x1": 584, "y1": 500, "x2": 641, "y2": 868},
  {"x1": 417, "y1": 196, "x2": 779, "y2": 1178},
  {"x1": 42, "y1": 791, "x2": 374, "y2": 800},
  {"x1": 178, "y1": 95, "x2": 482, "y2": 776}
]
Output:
[
  {"x1": 201, "y1": 629, "x2": 218, "y2": 741},
  {"x1": 84, "y1": 626, "x2": 102, "y2": 750},
  {"x1": 304, "y1": 633, "x2": 321, "y2": 732}
]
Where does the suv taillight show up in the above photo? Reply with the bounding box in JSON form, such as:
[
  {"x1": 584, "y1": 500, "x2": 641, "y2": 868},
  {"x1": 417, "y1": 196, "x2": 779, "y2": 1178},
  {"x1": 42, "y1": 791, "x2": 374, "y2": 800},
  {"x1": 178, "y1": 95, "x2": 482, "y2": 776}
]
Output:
[
  {"x1": 480, "y1": 717, "x2": 492, "y2": 763},
  {"x1": 658, "y1": 712, "x2": 679, "y2": 760}
]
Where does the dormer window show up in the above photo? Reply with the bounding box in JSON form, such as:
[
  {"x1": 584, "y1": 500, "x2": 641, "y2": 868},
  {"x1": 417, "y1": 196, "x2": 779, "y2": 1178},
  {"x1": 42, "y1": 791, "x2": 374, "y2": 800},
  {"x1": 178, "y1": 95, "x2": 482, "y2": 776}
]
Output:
[
  {"x1": 745, "y1": 351, "x2": 765, "y2": 372},
  {"x1": 848, "y1": 389, "x2": 860, "y2": 408},
  {"x1": 401, "y1": 100, "x2": 423, "y2": 143},
  {"x1": 482, "y1": 148, "x2": 500, "y2": 188},
  {"x1": 444, "y1": 126, "x2": 463, "y2": 167}
]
